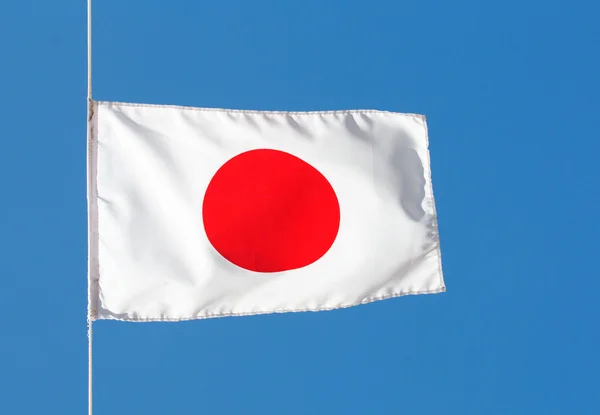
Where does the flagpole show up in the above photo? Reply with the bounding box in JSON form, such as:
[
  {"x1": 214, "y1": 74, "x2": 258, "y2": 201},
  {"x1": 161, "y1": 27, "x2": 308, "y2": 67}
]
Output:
[
  {"x1": 87, "y1": 0, "x2": 92, "y2": 100},
  {"x1": 88, "y1": 318, "x2": 93, "y2": 415},
  {"x1": 87, "y1": 1, "x2": 93, "y2": 415}
]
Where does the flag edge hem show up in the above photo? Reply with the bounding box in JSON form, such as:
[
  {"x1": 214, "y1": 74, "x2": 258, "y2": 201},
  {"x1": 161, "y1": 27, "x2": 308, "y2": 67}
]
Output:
[
  {"x1": 87, "y1": 100, "x2": 100, "y2": 321},
  {"x1": 91, "y1": 284, "x2": 446, "y2": 323},
  {"x1": 93, "y1": 100, "x2": 426, "y2": 118}
]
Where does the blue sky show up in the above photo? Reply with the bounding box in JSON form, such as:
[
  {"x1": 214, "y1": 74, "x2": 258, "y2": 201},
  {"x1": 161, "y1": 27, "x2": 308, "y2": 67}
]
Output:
[{"x1": 1, "y1": 0, "x2": 599, "y2": 413}]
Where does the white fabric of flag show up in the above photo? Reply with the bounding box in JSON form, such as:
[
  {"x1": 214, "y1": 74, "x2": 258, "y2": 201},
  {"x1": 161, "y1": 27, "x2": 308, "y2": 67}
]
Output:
[{"x1": 87, "y1": 101, "x2": 445, "y2": 321}]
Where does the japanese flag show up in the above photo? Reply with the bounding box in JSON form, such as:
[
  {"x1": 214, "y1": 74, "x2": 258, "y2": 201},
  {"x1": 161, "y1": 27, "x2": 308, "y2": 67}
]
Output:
[{"x1": 87, "y1": 101, "x2": 444, "y2": 321}]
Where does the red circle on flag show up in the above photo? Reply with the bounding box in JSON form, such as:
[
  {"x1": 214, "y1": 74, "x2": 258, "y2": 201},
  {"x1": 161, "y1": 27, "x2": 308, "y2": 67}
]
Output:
[{"x1": 202, "y1": 149, "x2": 340, "y2": 273}]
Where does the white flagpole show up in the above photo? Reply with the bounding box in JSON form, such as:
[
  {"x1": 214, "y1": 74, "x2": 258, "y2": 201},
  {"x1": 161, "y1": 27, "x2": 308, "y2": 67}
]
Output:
[
  {"x1": 88, "y1": 318, "x2": 93, "y2": 415},
  {"x1": 87, "y1": 0, "x2": 92, "y2": 100},
  {"x1": 87, "y1": 1, "x2": 93, "y2": 414}
]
